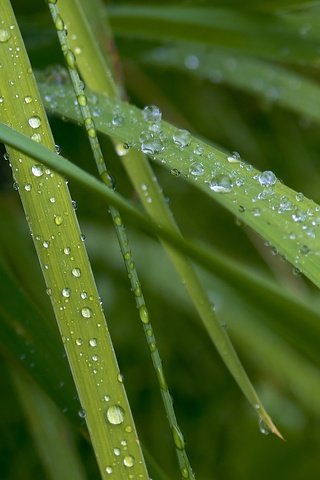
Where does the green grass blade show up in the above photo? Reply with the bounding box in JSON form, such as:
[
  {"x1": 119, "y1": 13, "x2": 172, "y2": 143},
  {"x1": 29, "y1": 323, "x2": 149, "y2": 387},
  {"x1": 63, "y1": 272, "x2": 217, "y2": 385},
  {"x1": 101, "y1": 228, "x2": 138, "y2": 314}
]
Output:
[
  {"x1": 0, "y1": 3, "x2": 149, "y2": 478},
  {"x1": 39, "y1": 84, "x2": 320, "y2": 290}
]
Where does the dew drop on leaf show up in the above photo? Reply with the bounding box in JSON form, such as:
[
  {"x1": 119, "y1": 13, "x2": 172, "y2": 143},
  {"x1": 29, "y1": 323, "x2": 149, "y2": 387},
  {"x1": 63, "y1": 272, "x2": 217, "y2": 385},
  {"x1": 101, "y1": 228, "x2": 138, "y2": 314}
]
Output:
[
  {"x1": 258, "y1": 170, "x2": 277, "y2": 186},
  {"x1": 172, "y1": 129, "x2": 191, "y2": 148},
  {"x1": 81, "y1": 307, "x2": 92, "y2": 318},
  {"x1": 123, "y1": 455, "x2": 135, "y2": 468},
  {"x1": 209, "y1": 174, "x2": 233, "y2": 193},
  {"x1": 106, "y1": 405, "x2": 125, "y2": 425},
  {"x1": 28, "y1": 115, "x2": 41, "y2": 129},
  {"x1": 31, "y1": 164, "x2": 44, "y2": 177},
  {"x1": 143, "y1": 105, "x2": 162, "y2": 123}
]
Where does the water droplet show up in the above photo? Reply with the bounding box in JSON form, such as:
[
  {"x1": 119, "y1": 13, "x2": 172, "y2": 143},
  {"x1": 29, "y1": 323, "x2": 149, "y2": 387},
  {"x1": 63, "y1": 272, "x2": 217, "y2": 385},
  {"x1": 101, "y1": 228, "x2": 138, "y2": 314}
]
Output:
[
  {"x1": 112, "y1": 113, "x2": 124, "y2": 126},
  {"x1": 141, "y1": 139, "x2": 164, "y2": 155},
  {"x1": 80, "y1": 291, "x2": 88, "y2": 299},
  {"x1": 64, "y1": 246, "x2": 71, "y2": 255},
  {"x1": 193, "y1": 144, "x2": 204, "y2": 156},
  {"x1": 184, "y1": 54, "x2": 199, "y2": 70},
  {"x1": 105, "y1": 466, "x2": 113, "y2": 475},
  {"x1": 296, "y1": 192, "x2": 304, "y2": 202},
  {"x1": 123, "y1": 455, "x2": 135, "y2": 468},
  {"x1": 0, "y1": 29, "x2": 11, "y2": 43},
  {"x1": 72, "y1": 267, "x2": 81, "y2": 277},
  {"x1": 258, "y1": 170, "x2": 277, "y2": 186},
  {"x1": 81, "y1": 307, "x2": 92, "y2": 318},
  {"x1": 143, "y1": 105, "x2": 162, "y2": 123},
  {"x1": 259, "y1": 418, "x2": 271, "y2": 435},
  {"x1": 75, "y1": 338, "x2": 83, "y2": 346},
  {"x1": 43, "y1": 240, "x2": 49, "y2": 248},
  {"x1": 31, "y1": 133, "x2": 41, "y2": 143},
  {"x1": 172, "y1": 425, "x2": 185, "y2": 450},
  {"x1": 189, "y1": 161, "x2": 204, "y2": 176},
  {"x1": 139, "y1": 305, "x2": 149, "y2": 324},
  {"x1": 54, "y1": 215, "x2": 63, "y2": 226},
  {"x1": 78, "y1": 408, "x2": 86, "y2": 418},
  {"x1": 300, "y1": 244, "x2": 310, "y2": 255},
  {"x1": 292, "y1": 209, "x2": 306, "y2": 223},
  {"x1": 106, "y1": 405, "x2": 125, "y2": 425},
  {"x1": 227, "y1": 151, "x2": 241, "y2": 163},
  {"x1": 252, "y1": 208, "x2": 261, "y2": 217},
  {"x1": 31, "y1": 164, "x2": 44, "y2": 177},
  {"x1": 0, "y1": 96, "x2": 4, "y2": 104},
  {"x1": 89, "y1": 338, "x2": 97, "y2": 347},
  {"x1": 24, "y1": 183, "x2": 32, "y2": 191},
  {"x1": 24, "y1": 95, "x2": 32, "y2": 104},
  {"x1": 49, "y1": 197, "x2": 56, "y2": 203},
  {"x1": 173, "y1": 129, "x2": 191, "y2": 148},
  {"x1": 113, "y1": 448, "x2": 121, "y2": 456},
  {"x1": 209, "y1": 174, "x2": 233, "y2": 193},
  {"x1": 28, "y1": 116, "x2": 41, "y2": 129},
  {"x1": 62, "y1": 288, "x2": 71, "y2": 298}
]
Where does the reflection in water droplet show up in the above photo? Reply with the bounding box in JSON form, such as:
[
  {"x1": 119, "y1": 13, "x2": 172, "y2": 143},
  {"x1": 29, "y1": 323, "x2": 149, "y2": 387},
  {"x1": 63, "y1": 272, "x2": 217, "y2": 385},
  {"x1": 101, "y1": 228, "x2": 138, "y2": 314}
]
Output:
[
  {"x1": 31, "y1": 164, "x2": 44, "y2": 177},
  {"x1": 209, "y1": 174, "x2": 233, "y2": 193},
  {"x1": 89, "y1": 338, "x2": 97, "y2": 347},
  {"x1": 78, "y1": 408, "x2": 86, "y2": 418},
  {"x1": 106, "y1": 405, "x2": 125, "y2": 425}
]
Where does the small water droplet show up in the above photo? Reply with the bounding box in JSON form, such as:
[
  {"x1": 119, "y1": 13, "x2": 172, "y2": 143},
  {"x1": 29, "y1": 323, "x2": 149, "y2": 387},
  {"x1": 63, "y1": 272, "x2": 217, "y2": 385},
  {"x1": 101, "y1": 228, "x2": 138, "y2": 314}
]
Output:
[
  {"x1": 296, "y1": 192, "x2": 304, "y2": 202},
  {"x1": 172, "y1": 129, "x2": 191, "y2": 148},
  {"x1": 28, "y1": 116, "x2": 41, "y2": 129},
  {"x1": 105, "y1": 466, "x2": 113, "y2": 475},
  {"x1": 81, "y1": 307, "x2": 92, "y2": 318},
  {"x1": 89, "y1": 338, "x2": 97, "y2": 347},
  {"x1": 72, "y1": 267, "x2": 81, "y2": 277},
  {"x1": 227, "y1": 151, "x2": 241, "y2": 163},
  {"x1": 24, "y1": 183, "x2": 32, "y2": 191},
  {"x1": 184, "y1": 54, "x2": 199, "y2": 70},
  {"x1": 106, "y1": 405, "x2": 125, "y2": 425},
  {"x1": 75, "y1": 338, "x2": 83, "y2": 346},
  {"x1": 49, "y1": 197, "x2": 56, "y2": 203},
  {"x1": 209, "y1": 174, "x2": 233, "y2": 193},
  {"x1": 259, "y1": 418, "x2": 271, "y2": 436},
  {"x1": 78, "y1": 408, "x2": 86, "y2": 418},
  {"x1": 62, "y1": 288, "x2": 71, "y2": 298},
  {"x1": 64, "y1": 246, "x2": 71, "y2": 255},
  {"x1": 139, "y1": 305, "x2": 149, "y2": 324},
  {"x1": 258, "y1": 170, "x2": 277, "y2": 186},
  {"x1": 54, "y1": 215, "x2": 63, "y2": 226}
]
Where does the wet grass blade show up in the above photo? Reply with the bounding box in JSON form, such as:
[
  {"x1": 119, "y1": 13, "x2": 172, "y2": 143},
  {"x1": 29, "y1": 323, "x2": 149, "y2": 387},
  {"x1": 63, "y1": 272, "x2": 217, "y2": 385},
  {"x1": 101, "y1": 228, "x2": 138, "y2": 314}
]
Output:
[{"x1": 0, "y1": 2, "x2": 149, "y2": 478}]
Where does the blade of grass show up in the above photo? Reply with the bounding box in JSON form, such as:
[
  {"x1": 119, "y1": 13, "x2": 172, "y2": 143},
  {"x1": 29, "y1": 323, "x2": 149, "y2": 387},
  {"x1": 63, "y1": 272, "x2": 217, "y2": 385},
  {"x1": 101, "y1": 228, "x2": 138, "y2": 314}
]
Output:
[
  {"x1": 46, "y1": 2, "x2": 195, "y2": 477},
  {"x1": 0, "y1": 2, "x2": 149, "y2": 478},
  {"x1": 39, "y1": 84, "x2": 320, "y2": 291}
]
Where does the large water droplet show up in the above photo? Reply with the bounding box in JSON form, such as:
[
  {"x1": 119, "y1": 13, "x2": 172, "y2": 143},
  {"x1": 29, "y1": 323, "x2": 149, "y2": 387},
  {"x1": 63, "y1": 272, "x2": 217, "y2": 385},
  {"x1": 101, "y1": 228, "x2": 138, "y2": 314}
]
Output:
[
  {"x1": 62, "y1": 288, "x2": 71, "y2": 298},
  {"x1": 81, "y1": 307, "x2": 92, "y2": 318},
  {"x1": 31, "y1": 164, "x2": 44, "y2": 177},
  {"x1": 143, "y1": 105, "x2": 162, "y2": 123},
  {"x1": 89, "y1": 338, "x2": 97, "y2": 347},
  {"x1": 0, "y1": 29, "x2": 11, "y2": 43},
  {"x1": 258, "y1": 170, "x2": 277, "y2": 186},
  {"x1": 227, "y1": 151, "x2": 241, "y2": 163},
  {"x1": 106, "y1": 405, "x2": 125, "y2": 425},
  {"x1": 189, "y1": 161, "x2": 204, "y2": 176},
  {"x1": 28, "y1": 116, "x2": 41, "y2": 129},
  {"x1": 209, "y1": 174, "x2": 233, "y2": 193},
  {"x1": 141, "y1": 139, "x2": 164, "y2": 155},
  {"x1": 123, "y1": 455, "x2": 135, "y2": 468},
  {"x1": 173, "y1": 129, "x2": 191, "y2": 148}
]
